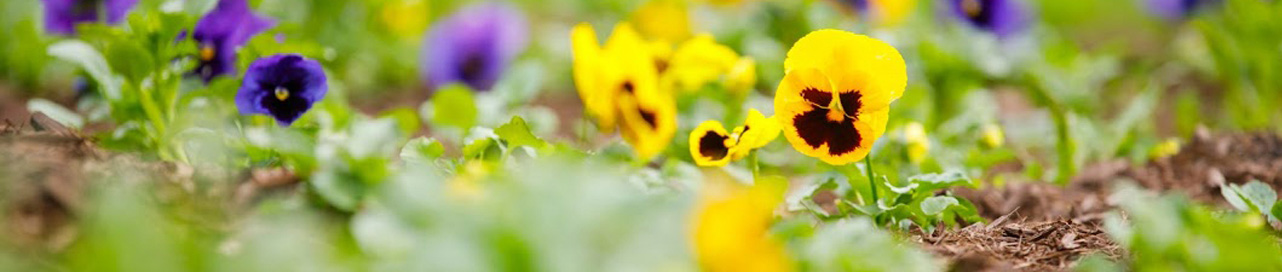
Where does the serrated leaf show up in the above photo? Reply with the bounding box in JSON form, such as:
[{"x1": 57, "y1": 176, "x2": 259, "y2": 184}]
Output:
[
  {"x1": 400, "y1": 137, "x2": 445, "y2": 163},
  {"x1": 430, "y1": 84, "x2": 477, "y2": 129},
  {"x1": 48, "y1": 40, "x2": 122, "y2": 100},
  {"x1": 494, "y1": 116, "x2": 546, "y2": 149},
  {"x1": 921, "y1": 196, "x2": 960, "y2": 216}
]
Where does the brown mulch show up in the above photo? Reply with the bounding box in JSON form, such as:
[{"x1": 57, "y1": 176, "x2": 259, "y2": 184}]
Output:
[
  {"x1": 922, "y1": 129, "x2": 1282, "y2": 271},
  {"x1": 917, "y1": 214, "x2": 1123, "y2": 272},
  {"x1": 0, "y1": 113, "x2": 299, "y2": 252}
]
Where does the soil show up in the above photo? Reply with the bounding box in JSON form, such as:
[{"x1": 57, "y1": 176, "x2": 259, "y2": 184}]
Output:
[
  {"x1": 0, "y1": 112, "x2": 298, "y2": 251},
  {"x1": 923, "y1": 129, "x2": 1282, "y2": 271},
  {"x1": 917, "y1": 215, "x2": 1123, "y2": 271}
]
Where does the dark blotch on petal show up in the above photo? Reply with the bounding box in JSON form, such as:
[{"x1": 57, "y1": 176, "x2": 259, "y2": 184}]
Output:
[
  {"x1": 640, "y1": 108, "x2": 658, "y2": 129},
  {"x1": 793, "y1": 108, "x2": 863, "y2": 156},
  {"x1": 622, "y1": 81, "x2": 635, "y2": 93},
  {"x1": 698, "y1": 132, "x2": 730, "y2": 160},
  {"x1": 801, "y1": 87, "x2": 831, "y2": 106},
  {"x1": 459, "y1": 53, "x2": 487, "y2": 88},
  {"x1": 839, "y1": 91, "x2": 862, "y2": 118}
]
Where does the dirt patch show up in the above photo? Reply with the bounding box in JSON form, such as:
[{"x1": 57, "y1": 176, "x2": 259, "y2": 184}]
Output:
[
  {"x1": 918, "y1": 214, "x2": 1123, "y2": 271},
  {"x1": 925, "y1": 130, "x2": 1282, "y2": 271},
  {"x1": 957, "y1": 129, "x2": 1282, "y2": 222}
]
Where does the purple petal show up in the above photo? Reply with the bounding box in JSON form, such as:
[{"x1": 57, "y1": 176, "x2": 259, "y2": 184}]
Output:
[
  {"x1": 193, "y1": 0, "x2": 276, "y2": 82},
  {"x1": 946, "y1": 0, "x2": 1028, "y2": 38},
  {"x1": 42, "y1": 0, "x2": 136, "y2": 35},
  {"x1": 422, "y1": 3, "x2": 528, "y2": 91}
]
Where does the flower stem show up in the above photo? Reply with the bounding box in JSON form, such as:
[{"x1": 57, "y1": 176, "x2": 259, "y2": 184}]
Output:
[
  {"x1": 864, "y1": 155, "x2": 878, "y2": 204},
  {"x1": 749, "y1": 151, "x2": 760, "y2": 180}
]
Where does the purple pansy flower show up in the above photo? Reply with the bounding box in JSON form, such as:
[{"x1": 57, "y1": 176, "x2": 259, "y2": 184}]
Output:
[
  {"x1": 946, "y1": 0, "x2": 1028, "y2": 38},
  {"x1": 422, "y1": 3, "x2": 528, "y2": 91},
  {"x1": 192, "y1": 0, "x2": 275, "y2": 82},
  {"x1": 1147, "y1": 0, "x2": 1217, "y2": 20},
  {"x1": 236, "y1": 54, "x2": 327, "y2": 126},
  {"x1": 41, "y1": 0, "x2": 138, "y2": 35},
  {"x1": 842, "y1": 0, "x2": 869, "y2": 14}
]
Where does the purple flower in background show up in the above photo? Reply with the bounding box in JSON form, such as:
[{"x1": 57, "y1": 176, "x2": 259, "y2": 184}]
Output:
[
  {"x1": 192, "y1": 0, "x2": 275, "y2": 82},
  {"x1": 236, "y1": 54, "x2": 327, "y2": 126},
  {"x1": 1147, "y1": 0, "x2": 1217, "y2": 20},
  {"x1": 41, "y1": 0, "x2": 138, "y2": 35},
  {"x1": 422, "y1": 3, "x2": 528, "y2": 91},
  {"x1": 842, "y1": 0, "x2": 869, "y2": 13},
  {"x1": 946, "y1": 0, "x2": 1027, "y2": 38}
]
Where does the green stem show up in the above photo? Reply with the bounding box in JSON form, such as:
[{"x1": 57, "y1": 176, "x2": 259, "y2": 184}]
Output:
[
  {"x1": 748, "y1": 151, "x2": 760, "y2": 180},
  {"x1": 864, "y1": 155, "x2": 878, "y2": 204}
]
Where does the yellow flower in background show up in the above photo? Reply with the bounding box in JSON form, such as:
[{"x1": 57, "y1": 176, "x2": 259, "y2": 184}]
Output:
[
  {"x1": 572, "y1": 23, "x2": 677, "y2": 160},
  {"x1": 774, "y1": 29, "x2": 906, "y2": 165},
  {"x1": 726, "y1": 57, "x2": 758, "y2": 93},
  {"x1": 903, "y1": 122, "x2": 929, "y2": 164},
  {"x1": 446, "y1": 160, "x2": 493, "y2": 201},
  {"x1": 380, "y1": 0, "x2": 430, "y2": 39},
  {"x1": 692, "y1": 174, "x2": 792, "y2": 272},
  {"x1": 667, "y1": 34, "x2": 742, "y2": 92},
  {"x1": 631, "y1": 0, "x2": 691, "y2": 43},
  {"x1": 689, "y1": 109, "x2": 781, "y2": 167},
  {"x1": 617, "y1": 78, "x2": 678, "y2": 160},
  {"x1": 980, "y1": 123, "x2": 1004, "y2": 149},
  {"x1": 868, "y1": 0, "x2": 915, "y2": 26},
  {"x1": 1150, "y1": 138, "x2": 1181, "y2": 159},
  {"x1": 571, "y1": 23, "x2": 619, "y2": 130}
]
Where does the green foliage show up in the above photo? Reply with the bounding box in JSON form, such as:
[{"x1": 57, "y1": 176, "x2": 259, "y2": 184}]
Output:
[{"x1": 1097, "y1": 184, "x2": 1282, "y2": 271}]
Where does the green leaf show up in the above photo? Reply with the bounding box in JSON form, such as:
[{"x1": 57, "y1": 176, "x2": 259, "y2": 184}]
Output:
[
  {"x1": 430, "y1": 84, "x2": 477, "y2": 129},
  {"x1": 906, "y1": 171, "x2": 973, "y2": 193},
  {"x1": 27, "y1": 99, "x2": 84, "y2": 128},
  {"x1": 400, "y1": 137, "x2": 445, "y2": 162},
  {"x1": 920, "y1": 196, "x2": 960, "y2": 216},
  {"x1": 380, "y1": 107, "x2": 422, "y2": 137},
  {"x1": 1222, "y1": 180, "x2": 1277, "y2": 215},
  {"x1": 48, "y1": 40, "x2": 122, "y2": 100},
  {"x1": 494, "y1": 116, "x2": 546, "y2": 149},
  {"x1": 105, "y1": 42, "x2": 154, "y2": 83},
  {"x1": 311, "y1": 170, "x2": 365, "y2": 212}
]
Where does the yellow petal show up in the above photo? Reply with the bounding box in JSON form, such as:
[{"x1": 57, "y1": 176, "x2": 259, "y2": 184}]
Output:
[
  {"x1": 571, "y1": 23, "x2": 618, "y2": 130},
  {"x1": 783, "y1": 29, "x2": 905, "y2": 111},
  {"x1": 669, "y1": 34, "x2": 741, "y2": 92},
  {"x1": 631, "y1": 0, "x2": 691, "y2": 43}
]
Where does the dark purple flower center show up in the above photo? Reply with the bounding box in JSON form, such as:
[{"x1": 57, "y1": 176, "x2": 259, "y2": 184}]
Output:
[
  {"x1": 961, "y1": 0, "x2": 996, "y2": 29},
  {"x1": 459, "y1": 52, "x2": 487, "y2": 88},
  {"x1": 259, "y1": 87, "x2": 311, "y2": 124},
  {"x1": 793, "y1": 88, "x2": 864, "y2": 156},
  {"x1": 698, "y1": 131, "x2": 730, "y2": 160},
  {"x1": 73, "y1": 0, "x2": 102, "y2": 18}
]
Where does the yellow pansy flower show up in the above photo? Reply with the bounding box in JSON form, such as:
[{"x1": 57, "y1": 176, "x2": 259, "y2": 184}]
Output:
[
  {"x1": 980, "y1": 123, "x2": 1004, "y2": 149},
  {"x1": 631, "y1": 0, "x2": 692, "y2": 43},
  {"x1": 903, "y1": 122, "x2": 929, "y2": 164},
  {"x1": 690, "y1": 120, "x2": 735, "y2": 167},
  {"x1": 692, "y1": 174, "x2": 792, "y2": 272},
  {"x1": 773, "y1": 29, "x2": 906, "y2": 165},
  {"x1": 572, "y1": 22, "x2": 677, "y2": 160},
  {"x1": 380, "y1": 0, "x2": 430, "y2": 39},
  {"x1": 689, "y1": 109, "x2": 781, "y2": 167},
  {"x1": 667, "y1": 34, "x2": 743, "y2": 93}
]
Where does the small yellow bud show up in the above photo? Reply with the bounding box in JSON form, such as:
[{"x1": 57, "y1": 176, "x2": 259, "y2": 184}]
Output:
[
  {"x1": 981, "y1": 123, "x2": 1004, "y2": 149},
  {"x1": 1150, "y1": 138, "x2": 1181, "y2": 159},
  {"x1": 903, "y1": 122, "x2": 929, "y2": 164}
]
